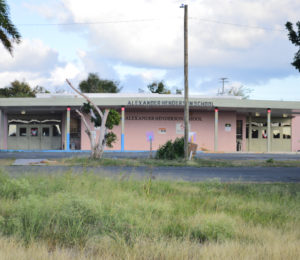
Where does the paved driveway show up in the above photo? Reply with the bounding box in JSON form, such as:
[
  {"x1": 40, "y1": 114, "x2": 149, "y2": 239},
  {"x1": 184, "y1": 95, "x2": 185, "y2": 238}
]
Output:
[
  {"x1": 1, "y1": 151, "x2": 300, "y2": 160},
  {"x1": 3, "y1": 165, "x2": 300, "y2": 183}
]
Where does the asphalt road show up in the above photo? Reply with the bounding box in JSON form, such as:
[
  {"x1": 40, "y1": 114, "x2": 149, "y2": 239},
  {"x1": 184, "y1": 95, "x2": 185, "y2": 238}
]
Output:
[
  {"x1": 2, "y1": 165, "x2": 300, "y2": 183},
  {"x1": 1, "y1": 151, "x2": 300, "y2": 160}
]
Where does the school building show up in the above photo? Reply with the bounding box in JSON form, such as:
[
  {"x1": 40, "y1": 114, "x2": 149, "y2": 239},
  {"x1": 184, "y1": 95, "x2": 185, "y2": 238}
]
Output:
[{"x1": 0, "y1": 93, "x2": 300, "y2": 153}]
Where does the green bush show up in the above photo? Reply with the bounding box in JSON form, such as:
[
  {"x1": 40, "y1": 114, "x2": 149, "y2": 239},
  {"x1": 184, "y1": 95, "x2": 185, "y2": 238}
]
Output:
[{"x1": 156, "y1": 137, "x2": 184, "y2": 160}]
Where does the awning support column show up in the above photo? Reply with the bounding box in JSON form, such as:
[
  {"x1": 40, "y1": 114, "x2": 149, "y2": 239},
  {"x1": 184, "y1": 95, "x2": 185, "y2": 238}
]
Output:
[
  {"x1": 248, "y1": 114, "x2": 252, "y2": 152},
  {"x1": 0, "y1": 110, "x2": 3, "y2": 150},
  {"x1": 121, "y1": 107, "x2": 125, "y2": 151},
  {"x1": 65, "y1": 107, "x2": 70, "y2": 151},
  {"x1": 214, "y1": 107, "x2": 218, "y2": 152},
  {"x1": 267, "y1": 108, "x2": 271, "y2": 152}
]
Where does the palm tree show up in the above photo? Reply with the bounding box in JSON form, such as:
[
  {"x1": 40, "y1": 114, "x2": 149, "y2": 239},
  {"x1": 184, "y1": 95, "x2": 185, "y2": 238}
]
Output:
[{"x1": 0, "y1": 0, "x2": 21, "y2": 54}]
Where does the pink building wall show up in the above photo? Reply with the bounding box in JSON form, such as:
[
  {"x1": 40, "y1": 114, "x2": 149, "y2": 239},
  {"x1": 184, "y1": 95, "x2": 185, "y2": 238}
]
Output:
[
  {"x1": 80, "y1": 114, "x2": 122, "y2": 150},
  {"x1": 80, "y1": 110, "x2": 238, "y2": 152},
  {"x1": 292, "y1": 115, "x2": 300, "y2": 152}
]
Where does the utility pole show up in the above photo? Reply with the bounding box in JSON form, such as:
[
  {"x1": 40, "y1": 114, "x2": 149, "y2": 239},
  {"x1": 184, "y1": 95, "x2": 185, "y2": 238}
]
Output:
[
  {"x1": 220, "y1": 77, "x2": 228, "y2": 95},
  {"x1": 180, "y1": 4, "x2": 189, "y2": 160}
]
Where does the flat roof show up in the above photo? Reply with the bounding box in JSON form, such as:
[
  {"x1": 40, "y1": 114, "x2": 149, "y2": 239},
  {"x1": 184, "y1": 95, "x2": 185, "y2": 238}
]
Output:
[{"x1": 1, "y1": 94, "x2": 300, "y2": 114}]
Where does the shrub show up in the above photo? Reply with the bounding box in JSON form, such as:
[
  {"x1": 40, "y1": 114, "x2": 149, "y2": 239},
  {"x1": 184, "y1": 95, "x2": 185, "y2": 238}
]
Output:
[{"x1": 156, "y1": 137, "x2": 184, "y2": 160}]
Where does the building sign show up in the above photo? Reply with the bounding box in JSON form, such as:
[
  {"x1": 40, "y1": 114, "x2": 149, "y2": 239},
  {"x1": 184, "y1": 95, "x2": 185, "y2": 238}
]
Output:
[
  {"x1": 225, "y1": 123, "x2": 231, "y2": 132},
  {"x1": 146, "y1": 131, "x2": 154, "y2": 142},
  {"x1": 126, "y1": 116, "x2": 202, "y2": 121},
  {"x1": 127, "y1": 100, "x2": 213, "y2": 107},
  {"x1": 158, "y1": 128, "x2": 166, "y2": 134},
  {"x1": 176, "y1": 123, "x2": 191, "y2": 134}
]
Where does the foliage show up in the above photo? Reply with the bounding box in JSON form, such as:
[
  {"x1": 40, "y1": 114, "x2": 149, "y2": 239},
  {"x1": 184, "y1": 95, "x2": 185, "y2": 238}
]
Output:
[
  {"x1": 81, "y1": 102, "x2": 120, "y2": 147},
  {"x1": 147, "y1": 81, "x2": 171, "y2": 94},
  {"x1": 285, "y1": 21, "x2": 300, "y2": 73},
  {"x1": 0, "y1": 81, "x2": 50, "y2": 97},
  {"x1": 0, "y1": 170, "x2": 299, "y2": 258},
  {"x1": 176, "y1": 88, "x2": 183, "y2": 94},
  {"x1": 222, "y1": 85, "x2": 252, "y2": 99},
  {"x1": 79, "y1": 73, "x2": 121, "y2": 93},
  {"x1": 0, "y1": 0, "x2": 21, "y2": 54},
  {"x1": 156, "y1": 137, "x2": 184, "y2": 160},
  {"x1": 33, "y1": 85, "x2": 50, "y2": 94},
  {"x1": 0, "y1": 80, "x2": 35, "y2": 97}
]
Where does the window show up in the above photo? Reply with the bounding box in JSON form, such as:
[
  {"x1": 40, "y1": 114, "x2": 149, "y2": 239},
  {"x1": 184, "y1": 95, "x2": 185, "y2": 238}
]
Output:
[
  {"x1": 261, "y1": 129, "x2": 267, "y2": 139},
  {"x1": 236, "y1": 120, "x2": 243, "y2": 139},
  {"x1": 31, "y1": 128, "x2": 38, "y2": 136},
  {"x1": 42, "y1": 127, "x2": 50, "y2": 136},
  {"x1": 252, "y1": 129, "x2": 258, "y2": 138},
  {"x1": 53, "y1": 125, "x2": 61, "y2": 136},
  {"x1": 283, "y1": 127, "x2": 291, "y2": 139},
  {"x1": 19, "y1": 127, "x2": 27, "y2": 136},
  {"x1": 273, "y1": 129, "x2": 280, "y2": 139},
  {"x1": 8, "y1": 125, "x2": 17, "y2": 136}
]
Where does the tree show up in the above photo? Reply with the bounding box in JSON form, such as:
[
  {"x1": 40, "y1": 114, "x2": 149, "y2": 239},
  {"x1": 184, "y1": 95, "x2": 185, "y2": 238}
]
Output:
[
  {"x1": 176, "y1": 88, "x2": 183, "y2": 95},
  {"x1": 222, "y1": 85, "x2": 252, "y2": 99},
  {"x1": 0, "y1": 80, "x2": 50, "y2": 97},
  {"x1": 66, "y1": 79, "x2": 120, "y2": 159},
  {"x1": 147, "y1": 81, "x2": 171, "y2": 94},
  {"x1": 79, "y1": 73, "x2": 121, "y2": 93},
  {"x1": 33, "y1": 85, "x2": 50, "y2": 94},
  {"x1": 0, "y1": 0, "x2": 21, "y2": 54},
  {"x1": 285, "y1": 21, "x2": 300, "y2": 73},
  {"x1": 0, "y1": 80, "x2": 35, "y2": 97}
]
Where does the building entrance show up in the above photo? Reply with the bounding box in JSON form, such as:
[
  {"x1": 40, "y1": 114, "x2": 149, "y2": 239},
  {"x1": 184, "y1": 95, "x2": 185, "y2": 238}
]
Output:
[
  {"x1": 246, "y1": 117, "x2": 291, "y2": 152},
  {"x1": 7, "y1": 115, "x2": 62, "y2": 150}
]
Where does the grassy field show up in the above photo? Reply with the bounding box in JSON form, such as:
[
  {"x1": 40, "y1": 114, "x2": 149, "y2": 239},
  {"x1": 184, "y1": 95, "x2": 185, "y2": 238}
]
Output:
[
  {"x1": 57, "y1": 157, "x2": 300, "y2": 168},
  {"x1": 0, "y1": 169, "x2": 299, "y2": 259}
]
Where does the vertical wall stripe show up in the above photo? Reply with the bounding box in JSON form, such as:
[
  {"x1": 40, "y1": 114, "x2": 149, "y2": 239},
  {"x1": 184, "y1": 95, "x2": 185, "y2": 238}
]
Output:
[
  {"x1": 121, "y1": 107, "x2": 125, "y2": 151},
  {"x1": 267, "y1": 109, "x2": 271, "y2": 152},
  {"x1": 66, "y1": 107, "x2": 70, "y2": 151},
  {"x1": 214, "y1": 108, "x2": 219, "y2": 152}
]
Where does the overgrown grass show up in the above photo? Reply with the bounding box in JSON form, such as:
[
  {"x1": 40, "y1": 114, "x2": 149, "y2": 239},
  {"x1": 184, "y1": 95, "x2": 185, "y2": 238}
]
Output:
[
  {"x1": 0, "y1": 159, "x2": 15, "y2": 166},
  {"x1": 0, "y1": 169, "x2": 299, "y2": 259},
  {"x1": 58, "y1": 157, "x2": 300, "y2": 168}
]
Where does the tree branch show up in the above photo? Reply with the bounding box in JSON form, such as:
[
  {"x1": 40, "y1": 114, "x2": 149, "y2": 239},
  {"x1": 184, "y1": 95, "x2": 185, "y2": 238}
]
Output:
[{"x1": 66, "y1": 79, "x2": 104, "y2": 118}]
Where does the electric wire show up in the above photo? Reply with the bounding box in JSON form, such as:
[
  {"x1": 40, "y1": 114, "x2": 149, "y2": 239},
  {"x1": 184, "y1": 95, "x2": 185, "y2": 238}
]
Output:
[{"x1": 16, "y1": 17, "x2": 286, "y2": 32}]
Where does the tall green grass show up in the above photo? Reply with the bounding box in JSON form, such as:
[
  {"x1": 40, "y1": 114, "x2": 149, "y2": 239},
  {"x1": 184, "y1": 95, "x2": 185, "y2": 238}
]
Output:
[{"x1": 0, "y1": 169, "x2": 299, "y2": 256}]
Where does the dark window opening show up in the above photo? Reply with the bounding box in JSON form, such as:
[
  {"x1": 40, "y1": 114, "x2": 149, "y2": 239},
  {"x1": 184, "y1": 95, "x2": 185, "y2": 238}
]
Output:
[
  {"x1": 20, "y1": 128, "x2": 27, "y2": 136},
  {"x1": 42, "y1": 128, "x2": 50, "y2": 136}
]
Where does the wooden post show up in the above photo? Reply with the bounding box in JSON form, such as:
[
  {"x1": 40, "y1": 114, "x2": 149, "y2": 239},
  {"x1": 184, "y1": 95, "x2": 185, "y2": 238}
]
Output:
[
  {"x1": 183, "y1": 4, "x2": 189, "y2": 160},
  {"x1": 267, "y1": 108, "x2": 271, "y2": 152}
]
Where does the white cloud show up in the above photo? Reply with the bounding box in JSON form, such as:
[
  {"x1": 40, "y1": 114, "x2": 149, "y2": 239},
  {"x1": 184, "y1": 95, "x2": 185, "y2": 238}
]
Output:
[
  {"x1": 0, "y1": 38, "x2": 84, "y2": 91},
  {"x1": 49, "y1": 62, "x2": 84, "y2": 86},
  {"x1": 51, "y1": 0, "x2": 300, "y2": 69},
  {"x1": 0, "y1": 39, "x2": 60, "y2": 71}
]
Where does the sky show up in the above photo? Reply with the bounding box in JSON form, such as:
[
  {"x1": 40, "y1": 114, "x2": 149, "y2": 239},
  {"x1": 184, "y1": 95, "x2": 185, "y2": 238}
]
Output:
[{"x1": 1, "y1": 0, "x2": 300, "y2": 100}]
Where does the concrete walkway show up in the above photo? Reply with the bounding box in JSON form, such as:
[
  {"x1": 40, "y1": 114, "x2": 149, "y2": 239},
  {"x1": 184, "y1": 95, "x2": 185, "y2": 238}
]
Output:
[{"x1": 1, "y1": 151, "x2": 300, "y2": 160}]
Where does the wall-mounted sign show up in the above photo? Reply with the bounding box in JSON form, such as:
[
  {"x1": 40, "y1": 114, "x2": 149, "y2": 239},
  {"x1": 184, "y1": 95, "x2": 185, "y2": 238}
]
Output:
[
  {"x1": 146, "y1": 131, "x2": 154, "y2": 142},
  {"x1": 225, "y1": 123, "x2": 231, "y2": 132},
  {"x1": 158, "y1": 128, "x2": 166, "y2": 134},
  {"x1": 126, "y1": 116, "x2": 202, "y2": 121},
  {"x1": 127, "y1": 100, "x2": 213, "y2": 107},
  {"x1": 189, "y1": 132, "x2": 196, "y2": 142},
  {"x1": 176, "y1": 123, "x2": 191, "y2": 134}
]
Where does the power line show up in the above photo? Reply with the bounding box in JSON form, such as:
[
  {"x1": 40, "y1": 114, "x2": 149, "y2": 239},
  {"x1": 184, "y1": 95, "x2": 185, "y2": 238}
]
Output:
[
  {"x1": 189, "y1": 17, "x2": 285, "y2": 32},
  {"x1": 16, "y1": 17, "x2": 286, "y2": 32},
  {"x1": 16, "y1": 18, "x2": 158, "y2": 26}
]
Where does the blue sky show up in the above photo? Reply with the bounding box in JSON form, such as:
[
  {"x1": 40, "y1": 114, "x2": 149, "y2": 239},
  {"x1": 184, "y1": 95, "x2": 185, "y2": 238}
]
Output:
[{"x1": 1, "y1": 0, "x2": 300, "y2": 100}]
